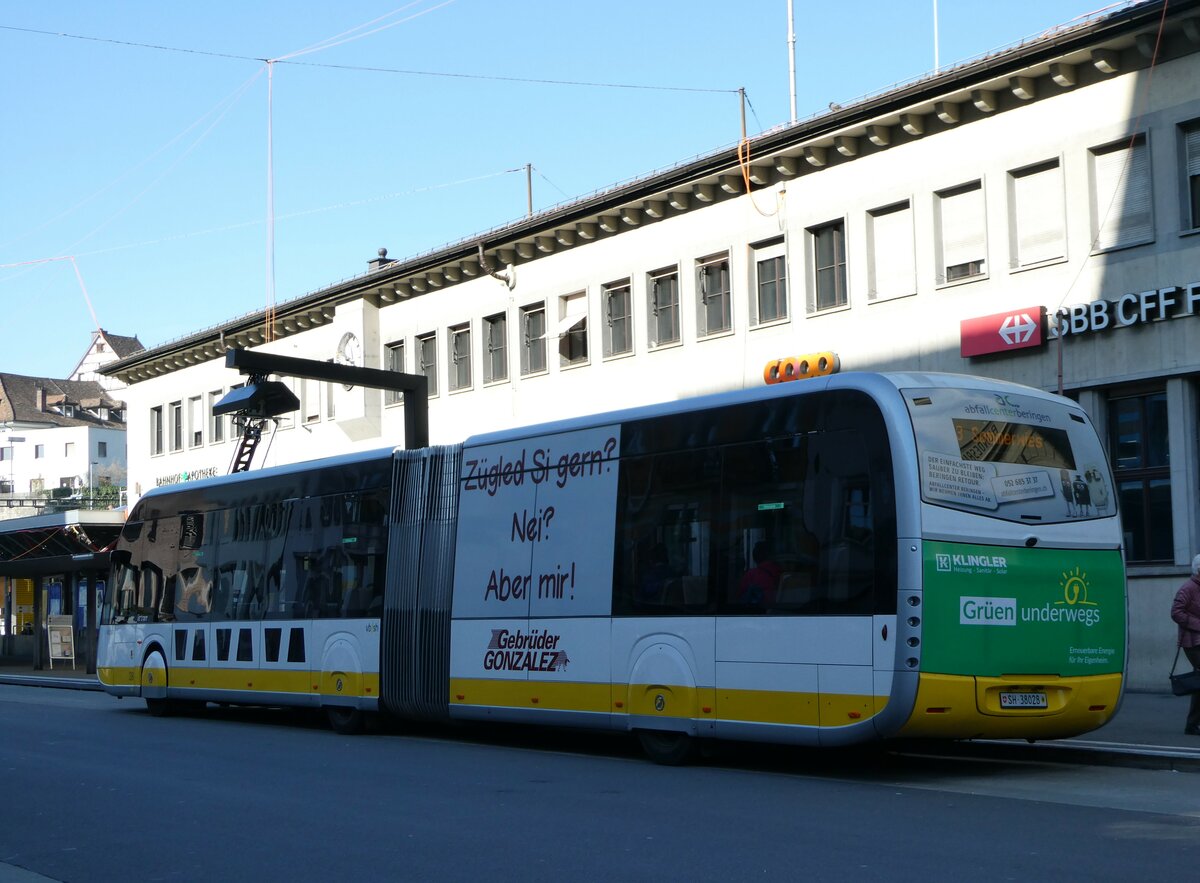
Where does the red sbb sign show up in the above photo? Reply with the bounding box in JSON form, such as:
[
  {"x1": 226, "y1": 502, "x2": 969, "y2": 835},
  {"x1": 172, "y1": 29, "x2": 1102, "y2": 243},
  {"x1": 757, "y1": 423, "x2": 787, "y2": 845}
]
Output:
[{"x1": 960, "y1": 307, "x2": 1046, "y2": 357}]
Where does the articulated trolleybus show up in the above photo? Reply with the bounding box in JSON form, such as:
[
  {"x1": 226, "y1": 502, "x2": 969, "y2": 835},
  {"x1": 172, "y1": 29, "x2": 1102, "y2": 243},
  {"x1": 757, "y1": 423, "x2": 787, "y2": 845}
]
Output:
[{"x1": 99, "y1": 372, "x2": 1126, "y2": 762}]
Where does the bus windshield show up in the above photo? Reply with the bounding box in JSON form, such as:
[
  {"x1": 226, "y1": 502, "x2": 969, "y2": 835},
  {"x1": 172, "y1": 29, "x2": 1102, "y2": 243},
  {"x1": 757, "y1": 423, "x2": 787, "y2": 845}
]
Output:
[{"x1": 904, "y1": 386, "x2": 1113, "y2": 524}]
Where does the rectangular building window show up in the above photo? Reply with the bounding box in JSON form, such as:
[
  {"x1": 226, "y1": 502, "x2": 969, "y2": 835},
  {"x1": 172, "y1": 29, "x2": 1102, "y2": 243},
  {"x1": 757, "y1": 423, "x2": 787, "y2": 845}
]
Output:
[
  {"x1": 449, "y1": 323, "x2": 472, "y2": 391},
  {"x1": 558, "y1": 292, "x2": 588, "y2": 366},
  {"x1": 1090, "y1": 135, "x2": 1152, "y2": 251},
  {"x1": 0, "y1": 447, "x2": 9, "y2": 462},
  {"x1": 1109, "y1": 390, "x2": 1171, "y2": 562},
  {"x1": 302, "y1": 378, "x2": 320, "y2": 423},
  {"x1": 483, "y1": 313, "x2": 507, "y2": 383},
  {"x1": 417, "y1": 332, "x2": 438, "y2": 397},
  {"x1": 752, "y1": 239, "x2": 787, "y2": 324},
  {"x1": 867, "y1": 201, "x2": 915, "y2": 301},
  {"x1": 208, "y1": 390, "x2": 225, "y2": 443},
  {"x1": 603, "y1": 279, "x2": 632, "y2": 357},
  {"x1": 936, "y1": 181, "x2": 987, "y2": 283},
  {"x1": 808, "y1": 220, "x2": 847, "y2": 312},
  {"x1": 385, "y1": 341, "x2": 405, "y2": 404},
  {"x1": 34, "y1": 444, "x2": 44, "y2": 459},
  {"x1": 1180, "y1": 121, "x2": 1200, "y2": 231},
  {"x1": 150, "y1": 406, "x2": 163, "y2": 455},
  {"x1": 520, "y1": 303, "x2": 547, "y2": 376},
  {"x1": 1009, "y1": 159, "x2": 1065, "y2": 268},
  {"x1": 647, "y1": 267, "x2": 680, "y2": 347},
  {"x1": 64, "y1": 442, "x2": 75, "y2": 457},
  {"x1": 169, "y1": 401, "x2": 183, "y2": 452},
  {"x1": 696, "y1": 253, "x2": 731, "y2": 337},
  {"x1": 188, "y1": 395, "x2": 203, "y2": 447},
  {"x1": 98, "y1": 441, "x2": 108, "y2": 457}
]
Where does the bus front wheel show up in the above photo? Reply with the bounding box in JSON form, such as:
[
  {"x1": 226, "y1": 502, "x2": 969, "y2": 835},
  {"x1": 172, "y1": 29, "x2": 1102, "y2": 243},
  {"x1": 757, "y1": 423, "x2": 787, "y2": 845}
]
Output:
[
  {"x1": 141, "y1": 650, "x2": 172, "y2": 717},
  {"x1": 637, "y1": 729, "x2": 697, "y2": 765}
]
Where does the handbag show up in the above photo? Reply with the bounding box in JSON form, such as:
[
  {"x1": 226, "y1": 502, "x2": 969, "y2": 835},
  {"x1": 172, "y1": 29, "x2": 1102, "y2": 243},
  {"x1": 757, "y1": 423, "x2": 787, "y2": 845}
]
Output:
[{"x1": 1169, "y1": 646, "x2": 1200, "y2": 696}]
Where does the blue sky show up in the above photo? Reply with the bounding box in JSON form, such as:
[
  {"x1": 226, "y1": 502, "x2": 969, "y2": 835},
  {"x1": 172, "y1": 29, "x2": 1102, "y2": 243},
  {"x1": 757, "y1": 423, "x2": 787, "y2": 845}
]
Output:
[{"x1": 0, "y1": 0, "x2": 1129, "y2": 378}]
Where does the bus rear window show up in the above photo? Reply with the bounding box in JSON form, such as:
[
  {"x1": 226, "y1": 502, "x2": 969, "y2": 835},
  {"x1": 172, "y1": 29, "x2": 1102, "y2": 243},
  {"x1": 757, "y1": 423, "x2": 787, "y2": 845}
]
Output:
[
  {"x1": 906, "y1": 387, "x2": 1113, "y2": 524},
  {"x1": 953, "y1": 419, "x2": 1075, "y2": 470}
]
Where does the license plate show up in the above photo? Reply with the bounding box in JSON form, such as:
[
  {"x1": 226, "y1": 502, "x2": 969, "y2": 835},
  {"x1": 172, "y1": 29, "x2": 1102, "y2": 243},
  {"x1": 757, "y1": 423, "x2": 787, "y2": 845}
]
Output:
[{"x1": 1000, "y1": 691, "x2": 1047, "y2": 709}]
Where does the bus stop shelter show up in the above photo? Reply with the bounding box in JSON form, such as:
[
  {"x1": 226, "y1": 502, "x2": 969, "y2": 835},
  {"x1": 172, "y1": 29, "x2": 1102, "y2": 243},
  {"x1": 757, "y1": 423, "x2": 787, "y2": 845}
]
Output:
[{"x1": 0, "y1": 510, "x2": 123, "y2": 673}]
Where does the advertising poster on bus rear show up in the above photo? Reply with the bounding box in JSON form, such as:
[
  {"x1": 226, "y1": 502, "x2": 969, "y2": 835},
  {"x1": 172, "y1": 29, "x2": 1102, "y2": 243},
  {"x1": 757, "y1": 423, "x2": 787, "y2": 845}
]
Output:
[{"x1": 921, "y1": 540, "x2": 1125, "y2": 677}]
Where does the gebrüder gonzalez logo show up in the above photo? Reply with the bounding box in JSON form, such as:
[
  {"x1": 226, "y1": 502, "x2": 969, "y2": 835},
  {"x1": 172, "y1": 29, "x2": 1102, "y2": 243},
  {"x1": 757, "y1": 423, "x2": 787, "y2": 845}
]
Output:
[
  {"x1": 483, "y1": 628, "x2": 571, "y2": 672},
  {"x1": 960, "y1": 306, "x2": 1047, "y2": 358}
]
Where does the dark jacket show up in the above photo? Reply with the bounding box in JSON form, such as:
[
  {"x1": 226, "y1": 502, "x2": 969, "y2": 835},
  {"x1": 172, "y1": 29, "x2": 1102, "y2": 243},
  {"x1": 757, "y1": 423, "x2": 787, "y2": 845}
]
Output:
[{"x1": 1171, "y1": 576, "x2": 1200, "y2": 648}]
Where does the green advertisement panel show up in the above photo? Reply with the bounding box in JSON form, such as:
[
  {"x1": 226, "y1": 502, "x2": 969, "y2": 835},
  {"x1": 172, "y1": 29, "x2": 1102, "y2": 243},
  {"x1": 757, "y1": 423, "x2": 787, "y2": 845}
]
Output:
[{"x1": 922, "y1": 541, "x2": 1125, "y2": 677}]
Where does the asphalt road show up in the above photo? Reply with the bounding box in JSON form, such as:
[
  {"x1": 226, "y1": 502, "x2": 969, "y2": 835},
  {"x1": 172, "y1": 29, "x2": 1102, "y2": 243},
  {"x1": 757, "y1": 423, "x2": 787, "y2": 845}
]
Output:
[{"x1": 2, "y1": 685, "x2": 1198, "y2": 882}]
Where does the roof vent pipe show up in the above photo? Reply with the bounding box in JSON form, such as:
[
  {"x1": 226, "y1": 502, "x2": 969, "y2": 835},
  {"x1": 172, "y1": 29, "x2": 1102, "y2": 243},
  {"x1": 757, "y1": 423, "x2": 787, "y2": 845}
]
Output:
[{"x1": 478, "y1": 243, "x2": 516, "y2": 290}]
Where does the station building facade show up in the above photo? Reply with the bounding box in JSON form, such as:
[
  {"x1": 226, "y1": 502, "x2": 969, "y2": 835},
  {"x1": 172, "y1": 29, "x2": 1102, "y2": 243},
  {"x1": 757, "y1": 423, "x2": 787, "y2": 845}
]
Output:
[{"x1": 104, "y1": 0, "x2": 1200, "y2": 689}]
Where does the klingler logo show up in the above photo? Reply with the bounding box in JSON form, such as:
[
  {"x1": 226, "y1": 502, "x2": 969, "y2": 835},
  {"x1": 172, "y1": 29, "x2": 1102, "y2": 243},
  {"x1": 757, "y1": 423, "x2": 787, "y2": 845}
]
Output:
[
  {"x1": 483, "y1": 628, "x2": 571, "y2": 672},
  {"x1": 940, "y1": 552, "x2": 1008, "y2": 574}
]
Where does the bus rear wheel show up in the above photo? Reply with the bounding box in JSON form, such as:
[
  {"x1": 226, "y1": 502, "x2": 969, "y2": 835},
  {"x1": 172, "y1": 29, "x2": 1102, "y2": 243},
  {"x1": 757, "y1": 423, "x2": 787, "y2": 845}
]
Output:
[
  {"x1": 637, "y1": 730, "x2": 697, "y2": 765},
  {"x1": 326, "y1": 705, "x2": 366, "y2": 735}
]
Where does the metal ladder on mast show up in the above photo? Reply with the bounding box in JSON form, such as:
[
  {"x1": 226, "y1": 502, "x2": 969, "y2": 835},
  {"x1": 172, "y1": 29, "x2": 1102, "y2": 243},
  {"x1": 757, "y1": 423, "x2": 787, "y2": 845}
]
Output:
[{"x1": 229, "y1": 419, "x2": 267, "y2": 474}]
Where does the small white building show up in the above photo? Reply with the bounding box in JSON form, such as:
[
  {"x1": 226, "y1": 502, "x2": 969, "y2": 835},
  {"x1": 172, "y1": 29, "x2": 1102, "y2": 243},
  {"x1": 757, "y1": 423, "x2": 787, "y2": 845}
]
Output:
[
  {"x1": 1, "y1": 329, "x2": 141, "y2": 517},
  {"x1": 103, "y1": 0, "x2": 1200, "y2": 689}
]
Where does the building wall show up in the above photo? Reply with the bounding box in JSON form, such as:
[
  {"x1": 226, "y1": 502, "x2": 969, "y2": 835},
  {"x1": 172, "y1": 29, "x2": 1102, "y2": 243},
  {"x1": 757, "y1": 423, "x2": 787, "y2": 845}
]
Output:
[
  {"x1": 120, "y1": 39, "x2": 1200, "y2": 690},
  {"x1": 2, "y1": 426, "x2": 126, "y2": 497}
]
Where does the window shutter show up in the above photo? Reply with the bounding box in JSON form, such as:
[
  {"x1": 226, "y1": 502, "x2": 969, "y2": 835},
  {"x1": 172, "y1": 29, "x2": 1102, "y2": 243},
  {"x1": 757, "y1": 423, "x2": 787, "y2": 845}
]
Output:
[
  {"x1": 1093, "y1": 139, "x2": 1152, "y2": 250},
  {"x1": 1013, "y1": 163, "x2": 1065, "y2": 267},
  {"x1": 1185, "y1": 127, "x2": 1200, "y2": 177},
  {"x1": 870, "y1": 204, "x2": 914, "y2": 300},
  {"x1": 939, "y1": 185, "x2": 986, "y2": 279}
]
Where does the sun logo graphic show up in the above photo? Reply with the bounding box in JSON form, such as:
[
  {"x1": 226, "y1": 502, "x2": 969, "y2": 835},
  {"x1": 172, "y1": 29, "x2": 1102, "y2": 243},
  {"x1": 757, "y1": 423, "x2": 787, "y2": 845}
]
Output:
[{"x1": 1056, "y1": 566, "x2": 1098, "y2": 606}]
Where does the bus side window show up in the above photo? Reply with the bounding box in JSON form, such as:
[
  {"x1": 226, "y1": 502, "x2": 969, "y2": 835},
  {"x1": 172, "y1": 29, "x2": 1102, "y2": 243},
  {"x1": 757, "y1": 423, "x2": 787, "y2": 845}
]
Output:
[
  {"x1": 612, "y1": 451, "x2": 715, "y2": 614},
  {"x1": 721, "y1": 436, "x2": 814, "y2": 613}
]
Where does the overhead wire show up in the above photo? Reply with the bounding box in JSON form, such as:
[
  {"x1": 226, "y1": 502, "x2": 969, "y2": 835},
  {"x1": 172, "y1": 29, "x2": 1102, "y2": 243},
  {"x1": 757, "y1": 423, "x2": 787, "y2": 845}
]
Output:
[
  {"x1": 0, "y1": 20, "x2": 735, "y2": 94},
  {"x1": 2, "y1": 6, "x2": 741, "y2": 341},
  {"x1": 274, "y1": 0, "x2": 457, "y2": 61},
  {"x1": 0, "y1": 65, "x2": 267, "y2": 253},
  {"x1": 0, "y1": 167, "x2": 525, "y2": 268}
]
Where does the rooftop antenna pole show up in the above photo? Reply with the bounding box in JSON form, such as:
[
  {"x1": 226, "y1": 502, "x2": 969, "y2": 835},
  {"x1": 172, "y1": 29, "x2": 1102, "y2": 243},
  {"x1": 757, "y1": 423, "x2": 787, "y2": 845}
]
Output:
[
  {"x1": 933, "y1": 0, "x2": 940, "y2": 73},
  {"x1": 787, "y1": 0, "x2": 797, "y2": 122},
  {"x1": 526, "y1": 163, "x2": 533, "y2": 217},
  {"x1": 265, "y1": 59, "x2": 276, "y2": 344},
  {"x1": 739, "y1": 87, "x2": 747, "y2": 141}
]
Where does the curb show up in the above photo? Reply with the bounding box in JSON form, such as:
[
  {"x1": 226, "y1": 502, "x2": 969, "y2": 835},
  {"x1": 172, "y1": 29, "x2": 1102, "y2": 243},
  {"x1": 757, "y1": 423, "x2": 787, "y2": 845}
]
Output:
[
  {"x1": 895, "y1": 736, "x2": 1200, "y2": 773},
  {"x1": 0, "y1": 674, "x2": 102, "y2": 692}
]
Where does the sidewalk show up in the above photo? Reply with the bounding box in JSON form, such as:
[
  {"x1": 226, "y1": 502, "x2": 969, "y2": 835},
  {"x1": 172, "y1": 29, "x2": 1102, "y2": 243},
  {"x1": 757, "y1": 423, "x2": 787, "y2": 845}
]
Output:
[{"x1": 2, "y1": 665, "x2": 1198, "y2": 767}]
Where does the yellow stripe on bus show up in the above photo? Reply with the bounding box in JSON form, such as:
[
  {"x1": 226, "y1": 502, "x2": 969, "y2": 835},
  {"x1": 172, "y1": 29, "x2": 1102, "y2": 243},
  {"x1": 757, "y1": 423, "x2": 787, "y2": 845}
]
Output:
[
  {"x1": 99, "y1": 667, "x2": 380, "y2": 699},
  {"x1": 449, "y1": 678, "x2": 612, "y2": 713},
  {"x1": 451, "y1": 678, "x2": 886, "y2": 727}
]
